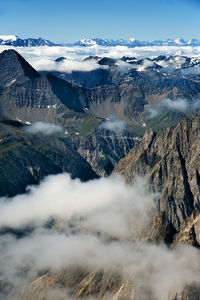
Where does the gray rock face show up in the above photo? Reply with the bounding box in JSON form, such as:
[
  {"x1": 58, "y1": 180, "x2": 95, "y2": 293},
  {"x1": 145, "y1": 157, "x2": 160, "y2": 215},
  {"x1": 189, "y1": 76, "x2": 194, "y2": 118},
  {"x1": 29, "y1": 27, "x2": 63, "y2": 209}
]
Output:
[
  {"x1": 0, "y1": 50, "x2": 87, "y2": 124},
  {"x1": 114, "y1": 112, "x2": 200, "y2": 230},
  {"x1": 172, "y1": 209, "x2": 200, "y2": 247}
]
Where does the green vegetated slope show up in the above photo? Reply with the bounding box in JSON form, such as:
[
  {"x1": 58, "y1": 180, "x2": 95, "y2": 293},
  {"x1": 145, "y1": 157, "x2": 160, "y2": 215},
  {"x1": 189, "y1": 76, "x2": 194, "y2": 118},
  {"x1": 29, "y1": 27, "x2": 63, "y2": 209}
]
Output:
[{"x1": 0, "y1": 123, "x2": 98, "y2": 197}]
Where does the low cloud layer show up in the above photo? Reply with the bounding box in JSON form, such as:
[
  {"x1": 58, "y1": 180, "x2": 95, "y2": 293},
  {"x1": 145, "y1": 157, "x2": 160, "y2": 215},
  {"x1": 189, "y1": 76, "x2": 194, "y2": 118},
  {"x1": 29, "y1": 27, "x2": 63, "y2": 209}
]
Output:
[
  {"x1": 147, "y1": 98, "x2": 200, "y2": 118},
  {"x1": 99, "y1": 115, "x2": 127, "y2": 133},
  {"x1": 0, "y1": 173, "x2": 200, "y2": 299},
  {"x1": 25, "y1": 121, "x2": 64, "y2": 135},
  {"x1": 1, "y1": 45, "x2": 200, "y2": 73},
  {"x1": 32, "y1": 57, "x2": 106, "y2": 73},
  {"x1": 1, "y1": 229, "x2": 200, "y2": 300},
  {"x1": 0, "y1": 174, "x2": 153, "y2": 237}
]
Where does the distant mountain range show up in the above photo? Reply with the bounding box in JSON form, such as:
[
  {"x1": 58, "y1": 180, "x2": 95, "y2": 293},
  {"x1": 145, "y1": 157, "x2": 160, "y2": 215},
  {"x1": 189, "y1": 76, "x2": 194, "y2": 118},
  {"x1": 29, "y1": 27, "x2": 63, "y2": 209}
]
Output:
[
  {"x1": 73, "y1": 37, "x2": 200, "y2": 47},
  {"x1": 0, "y1": 35, "x2": 56, "y2": 47},
  {"x1": 1, "y1": 35, "x2": 200, "y2": 47}
]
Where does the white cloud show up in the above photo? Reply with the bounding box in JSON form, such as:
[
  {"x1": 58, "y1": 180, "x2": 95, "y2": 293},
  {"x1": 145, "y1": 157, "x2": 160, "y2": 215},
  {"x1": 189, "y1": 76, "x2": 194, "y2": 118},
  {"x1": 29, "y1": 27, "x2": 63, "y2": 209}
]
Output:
[
  {"x1": 32, "y1": 57, "x2": 105, "y2": 73},
  {"x1": 137, "y1": 59, "x2": 155, "y2": 71},
  {"x1": 0, "y1": 173, "x2": 154, "y2": 236},
  {"x1": 1, "y1": 45, "x2": 200, "y2": 73},
  {"x1": 147, "y1": 98, "x2": 200, "y2": 118},
  {"x1": 0, "y1": 173, "x2": 200, "y2": 299},
  {"x1": 1, "y1": 229, "x2": 200, "y2": 299},
  {"x1": 25, "y1": 121, "x2": 64, "y2": 135},
  {"x1": 99, "y1": 115, "x2": 127, "y2": 134}
]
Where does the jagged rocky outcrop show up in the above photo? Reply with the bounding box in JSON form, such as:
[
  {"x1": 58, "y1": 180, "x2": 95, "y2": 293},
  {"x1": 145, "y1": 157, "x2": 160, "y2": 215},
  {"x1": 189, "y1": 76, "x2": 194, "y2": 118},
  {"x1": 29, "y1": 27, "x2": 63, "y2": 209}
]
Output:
[
  {"x1": 114, "y1": 111, "x2": 200, "y2": 230},
  {"x1": 138, "y1": 211, "x2": 177, "y2": 245},
  {"x1": 172, "y1": 209, "x2": 200, "y2": 247}
]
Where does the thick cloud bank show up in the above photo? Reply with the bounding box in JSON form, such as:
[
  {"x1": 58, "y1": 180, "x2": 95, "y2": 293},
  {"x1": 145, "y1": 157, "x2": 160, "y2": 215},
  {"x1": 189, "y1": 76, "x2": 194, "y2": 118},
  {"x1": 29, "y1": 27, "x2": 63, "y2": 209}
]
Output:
[
  {"x1": 0, "y1": 173, "x2": 200, "y2": 299},
  {"x1": 0, "y1": 174, "x2": 153, "y2": 236},
  {"x1": 1, "y1": 44, "x2": 200, "y2": 73}
]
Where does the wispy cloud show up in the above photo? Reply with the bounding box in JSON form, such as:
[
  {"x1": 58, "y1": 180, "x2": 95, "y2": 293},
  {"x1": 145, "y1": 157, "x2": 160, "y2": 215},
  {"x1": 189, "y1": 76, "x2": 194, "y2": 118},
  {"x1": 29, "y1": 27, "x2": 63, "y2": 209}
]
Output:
[
  {"x1": 25, "y1": 121, "x2": 64, "y2": 135},
  {"x1": 147, "y1": 98, "x2": 200, "y2": 118},
  {"x1": 99, "y1": 115, "x2": 127, "y2": 134},
  {"x1": 0, "y1": 174, "x2": 154, "y2": 234},
  {"x1": 33, "y1": 57, "x2": 105, "y2": 73}
]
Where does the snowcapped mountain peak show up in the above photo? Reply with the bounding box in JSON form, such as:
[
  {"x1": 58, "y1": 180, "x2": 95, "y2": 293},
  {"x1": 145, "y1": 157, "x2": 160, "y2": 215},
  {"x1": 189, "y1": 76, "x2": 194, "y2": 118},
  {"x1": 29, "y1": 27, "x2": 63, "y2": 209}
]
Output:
[
  {"x1": 73, "y1": 37, "x2": 200, "y2": 47},
  {"x1": 0, "y1": 35, "x2": 18, "y2": 41},
  {"x1": 79, "y1": 38, "x2": 97, "y2": 46},
  {"x1": 174, "y1": 38, "x2": 185, "y2": 45},
  {"x1": 0, "y1": 35, "x2": 56, "y2": 47},
  {"x1": 1, "y1": 35, "x2": 200, "y2": 48},
  {"x1": 129, "y1": 37, "x2": 136, "y2": 42}
]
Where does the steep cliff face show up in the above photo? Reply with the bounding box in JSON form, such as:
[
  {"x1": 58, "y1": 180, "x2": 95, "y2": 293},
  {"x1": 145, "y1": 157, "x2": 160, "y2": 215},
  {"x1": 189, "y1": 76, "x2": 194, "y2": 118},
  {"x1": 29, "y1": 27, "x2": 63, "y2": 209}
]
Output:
[
  {"x1": 172, "y1": 209, "x2": 200, "y2": 247},
  {"x1": 114, "y1": 112, "x2": 200, "y2": 230}
]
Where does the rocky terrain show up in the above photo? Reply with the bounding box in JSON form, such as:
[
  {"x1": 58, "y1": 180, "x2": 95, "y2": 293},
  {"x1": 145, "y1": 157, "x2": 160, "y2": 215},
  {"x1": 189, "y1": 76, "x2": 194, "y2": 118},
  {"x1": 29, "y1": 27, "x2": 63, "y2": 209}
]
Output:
[
  {"x1": 0, "y1": 48, "x2": 200, "y2": 300},
  {"x1": 114, "y1": 111, "x2": 200, "y2": 230},
  {"x1": 0, "y1": 122, "x2": 98, "y2": 197},
  {"x1": 66, "y1": 128, "x2": 140, "y2": 176},
  {"x1": 11, "y1": 210, "x2": 200, "y2": 300},
  {"x1": 0, "y1": 49, "x2": 141, "y2": 196},
  {"x1": 48, "y1": 54, "x2": 200, "y2": 135}
]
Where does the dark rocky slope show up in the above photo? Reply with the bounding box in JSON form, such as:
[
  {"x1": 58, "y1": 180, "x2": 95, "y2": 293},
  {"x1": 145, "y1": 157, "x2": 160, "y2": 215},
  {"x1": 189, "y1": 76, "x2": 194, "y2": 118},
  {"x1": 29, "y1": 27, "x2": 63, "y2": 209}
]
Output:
[{"x1": 0, "y1": 122, "x2": 98, "y2": 197}]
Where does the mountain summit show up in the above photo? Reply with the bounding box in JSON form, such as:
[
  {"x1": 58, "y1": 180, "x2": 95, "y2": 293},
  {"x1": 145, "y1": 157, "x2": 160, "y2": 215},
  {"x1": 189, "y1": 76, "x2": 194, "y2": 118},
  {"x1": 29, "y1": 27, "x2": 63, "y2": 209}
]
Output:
[
  {"x1": 0, "y1": 49, "x2": 40, "y2": 87},
  {"x1": 0, "y1": 35, "x2": 56, "y2": 46}
]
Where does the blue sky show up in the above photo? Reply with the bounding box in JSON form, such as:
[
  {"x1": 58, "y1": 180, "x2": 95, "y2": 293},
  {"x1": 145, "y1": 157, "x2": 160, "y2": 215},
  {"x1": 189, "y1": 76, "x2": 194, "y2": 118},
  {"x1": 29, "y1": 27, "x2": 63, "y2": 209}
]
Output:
[{"x1": 0, "y1": 0, "x2": 200, "y2": 43}]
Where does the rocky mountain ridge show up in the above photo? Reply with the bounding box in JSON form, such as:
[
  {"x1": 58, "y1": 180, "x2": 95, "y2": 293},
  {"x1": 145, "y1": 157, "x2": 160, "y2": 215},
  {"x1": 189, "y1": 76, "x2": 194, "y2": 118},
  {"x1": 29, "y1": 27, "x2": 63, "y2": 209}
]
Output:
[
  {"x1": 0, "y1": 35, "x2": 56, "y2": 46},
  {"x1": 2, "y1": 35, "x2": 200, "y2": 47},
  {"x1": 114, "y1": 111, "x2": 200, "y2": 230},
  {"x1": 0, "y1": 35, "x2": 200, "y2": 47},
  {"x1": 73, "y1": 37, "x2": 200, "y2": 47}
]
